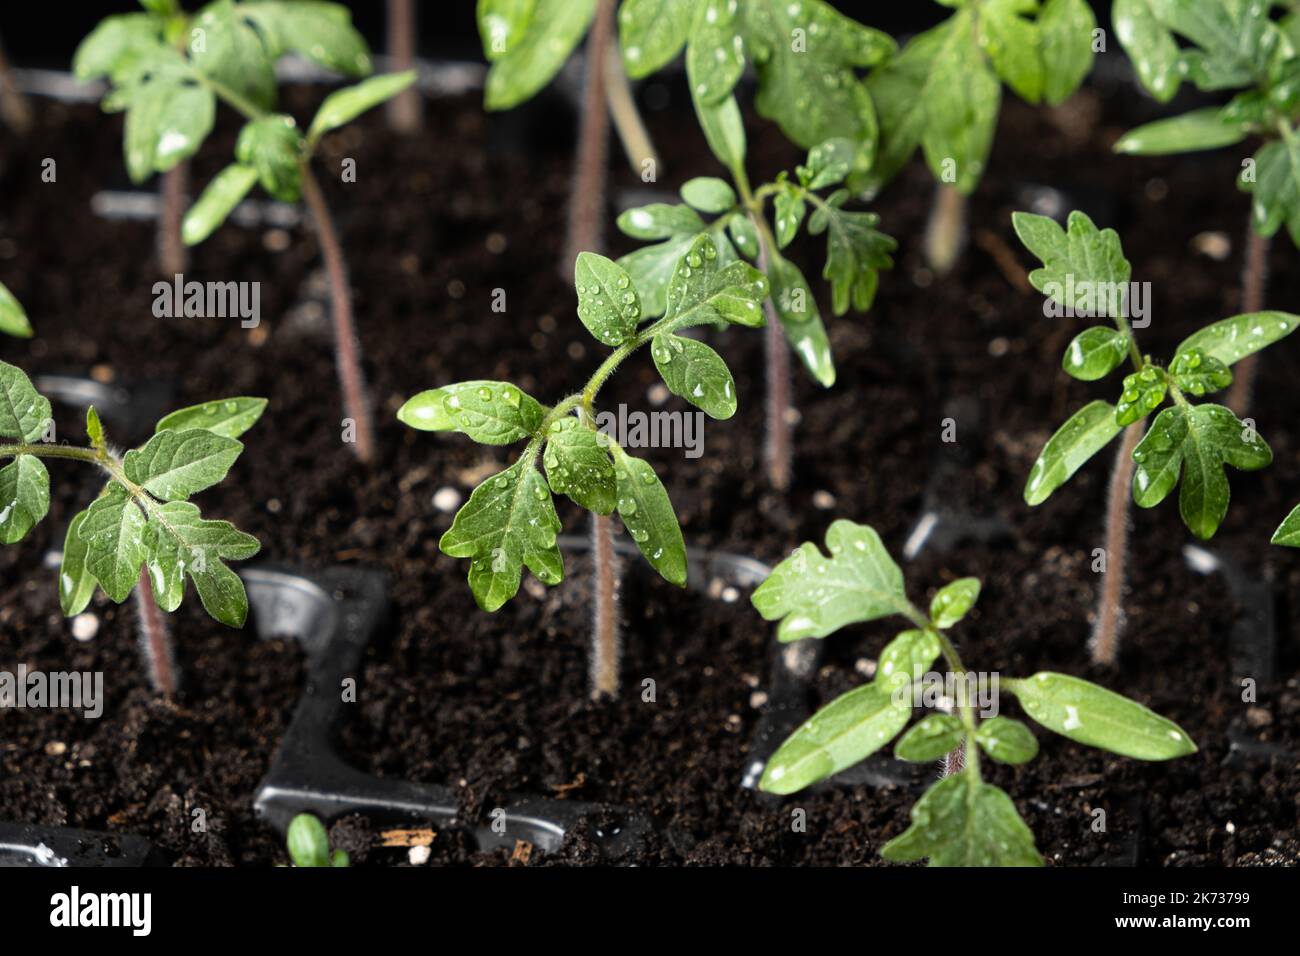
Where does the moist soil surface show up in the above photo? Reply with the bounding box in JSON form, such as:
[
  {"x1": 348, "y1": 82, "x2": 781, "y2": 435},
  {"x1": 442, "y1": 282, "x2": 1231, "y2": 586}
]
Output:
[{"x1": 1, "y1": 69, "x2": 1298, "y2": 866}]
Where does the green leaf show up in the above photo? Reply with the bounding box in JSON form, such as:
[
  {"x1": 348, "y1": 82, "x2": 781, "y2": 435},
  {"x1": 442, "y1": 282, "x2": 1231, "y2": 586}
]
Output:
[
  {"x1": 121, "y1": 68, "x2": 215, "y2": 181},
  {"x1": 1113, "y1": 0, "x2": 1182, "y2": 102},
  {"x1": 766, "y1": 256, "x2": 835, "y2": 388},
  {"x1": 397, "y1": 381, "x2": 544, "y2": 444},
  {"x1": 1037, "y1": 0, "x2": 1096, "y2": 105},
  {"x1": 806, "y1": 190, "x2": 896, "y2": 315},
  {"x1": 0, "y1": 455, "x2": 50, "y2": 544},
  {"x1": 618, "y1": 0, "x2": 692, "y2": 78},
  {"x1": 287, "y1": 814, "x2": 331, "y2": 867},
  {"x1": 1063, "y1": 326, "x2": 1129, "y2": 381},
  {"x1": 610, "y1": 444, "x2": 686, "y2": 587},
  {"x1": 726, "y1": 213, "x2": 759, "y2": 259},
  {"x1": 235, "y1": 114, "x2": 304, "y2": 202},
  {"x1": 920, "y1": 10, "x2": 1000, "y2": 195},
  {"x1": 752, "y1": 520, "x2": 908, "y2": 642},
  {"x1": 59, "y1": 510, "x2": 98, "y2": 617},
  {"x1": 649, "y1": 332, "x2": 737, "y2": 420},
  {"x1": 144, "y1": 499, "x2": 259, "y2": 624},
  {"x1": 183, "y1": 163, "x2": 259, "y2": 246},
  {"x1": 483, "y1": 0, "x2": 596, "y2": 109},
  {"x1": 123, "y1": 428, "x2": 243, "y2": 501},
  {"x1": 1024, "y1": 400, "x2": 1123, "y2": 505},
  {"x1": 799, "y1": 138, "x2": 855, "y2": 191},
  {"x1": 1168, "y1": 348, "x2": 1232, "y2": 397},
  {"x1": 679, "y1": 177, "x2": 736, "y2": 214},
  {"x1": 773, "y1": 188, "x2": 806, "y2": 249},
  {"x1": 0, "y1": 282, "x2": 32, "y2": 338},
  {"x1": 86, "y1": 407, "x2": 105, "y2": 449},
  {"x1": 74, "y1": 13, "x2": 166, "y2": 82},
  {"x1": 574, "y1": 253, "x2": 641, "y2": 347},
  {"x1": 440, "y1": 459, "x2": 564, "y2": 611},
  {"x1": 308, "y1": 71, "x2": 418, "y2": 143},
  {"x1": 894, "y1": 714, "x2": 965, "y2": 762},
  {"x1": 880, "y1": 773, "x2": 1042, "y2": 867},
  {"x1": 242, "y1": 1, "x2": 372, "y2": 77},
  {"x1": 692, "y1": 92, "x2": 746, "y2": 171},
  {"x1": 663, "y1": 235, "x2": 767, "y2": 328},
  {"x1": 79, "y1": 484, "x2": 147, "y2": 603},
  {"x1": 1114, "y1": 108, "x2": 1250, "y2": 155},
  {"x1": 684, "y1": 0, "x2": 744, "y2": 104},
  {"x1": 930, "y1": 578, "x2": 979, "y2": 629},
  {"x1": 1174, "y1": 311, "x2": 1299, "y2": 368},
  {"x1": 477, "y1": 0, "x2": 536, "y2": 61},
  {"x1": 542, "y1": 418, "x2": 616, "y2": 514},
  {"x1": 615, "y1": 206, "x2": 736, "y2": 317},
  {"x1": 1115, "y1": 367, "x2": 1167, "y2": 427},
  {"x1": 616, "y1": 203, "x2": 705, "y2": 241},
  {"x1": 1240, "y1": 140, "x2": 1300, "y2": 244},
  {"x1": 1272, "y1": 503, "x2": 1300, "y2": 547},
  {"x1": 758, "y1": 682, "x2": 911, "y2": 795},
  {"x1": 977, "y1": 0, "x2": 1044, "y2": 103},
  {"x1": 1007, "y1": 672, "x2": 1197, "y2": 760},
  {"x1": 742, "y1": 0, "x2": 893, "y2": 149},
  {"x1": 876, "y1": 628, "x2": 942, "y2": 694},
  {"x1": 156, "y1": 397, "x2": 267, "y2": 439},
  {"x1": 190, "y1": 0, "x2": 277, "y2": 112},
  {"x1": 0, "y1": 362, "x2": 53, "y2": 443},
  {"x1": 858, "y1": 24, "x2": 944, "y2": 195},
  {"x1": 1012, "y1": 210, "x2": 1131, "y2": 316},
  {"x1": 975, "y1": 716, "x2": 1038, "y2": 764}
]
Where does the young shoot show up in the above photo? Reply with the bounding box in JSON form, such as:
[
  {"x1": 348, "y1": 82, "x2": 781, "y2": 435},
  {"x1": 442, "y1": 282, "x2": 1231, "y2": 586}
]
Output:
[
  {"x1": 862, "y1": 0, "x2": 1096, "y2": 273},
  {"x1": 1113, "y1": 0, "x2": 1300, "y2": 413},
  {"x1": 1013, "y1": 209, "x2": 1297, "y2": 662},
  {"x1": 0, "y1": 282, "x2": 31, "y2": 338},
  {"x1": 0, "y1": 360, "x2": 264, "y2": 692},
  {"x1": 754, "y1": 520, "x2": 1196, "y2": 866},
  {"x1": 399, "y1": 237, "x2": 768, "y2": 696},
  {"x1": 77, "y1": 1, "x2": 415, "y2": 466},
  {"x1": 286, "y1": 813, "x2": 349, "y2": 867}
]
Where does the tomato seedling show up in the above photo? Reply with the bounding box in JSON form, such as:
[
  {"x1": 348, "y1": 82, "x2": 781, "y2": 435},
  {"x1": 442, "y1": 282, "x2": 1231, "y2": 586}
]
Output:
[{"x1": 286, "y1": 813, "x2": 349, "y2": 867}]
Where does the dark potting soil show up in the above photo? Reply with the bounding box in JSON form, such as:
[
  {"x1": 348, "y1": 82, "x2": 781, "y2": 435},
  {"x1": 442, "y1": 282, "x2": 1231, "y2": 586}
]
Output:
[{"x1": 0, "y1": 69, "x2": 1297, "y2": 866}]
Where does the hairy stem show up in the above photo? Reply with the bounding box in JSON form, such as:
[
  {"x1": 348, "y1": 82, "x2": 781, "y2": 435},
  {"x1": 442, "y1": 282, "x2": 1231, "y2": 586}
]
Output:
[
  {"x1": 561, "y1": 0, "x2": 615, "y2": 276},
  {"x1": 755, "y1": 231, "x2": 793, "y2": 491},
  {"x1": 135, "y1": 568, "x2": 178, "y2": 697},
  {"x1": 158, "y1": 161, "x2": 189, "y2": 277},
  {"x1": 603, "y1": 45, "x2": 659, "y2": 175},
  {"x1": 0, "y1": 35, "x2": 31, "y2": 135},
  {"x1": 923, "y1": 183, "x2": 967, "y2": 276},
  {"x1": 300, "y1": 165, "x2": 375, "y2": 464},
  {"x1": 589, "y1": 512, "x2": 621, "y2": 698},
  {"x1": 1226, "y1": 225, "x2": 1270, "y2": 416},
  {"x1": 385, "y1": 0, "x2": 421, "y2": 132},
  {"x1": 1091, "y1": 421, "x2": 1143, "y2": 666}
]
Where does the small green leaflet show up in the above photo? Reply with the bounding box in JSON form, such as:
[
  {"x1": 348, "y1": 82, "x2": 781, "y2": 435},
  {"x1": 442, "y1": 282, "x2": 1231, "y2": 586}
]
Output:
[
  {"x1": 0, "y1": 362, "x2": 53, "y2": 443},
  {"x1": 618, "y1": 0, "x2": 693, "y2": 79},
  {"x1": 183, "y1": 164, "x2": 259, "y2": 246},
  {"x1": 482, "y1": 0, "x2": 596, "y2": 109},
  {"x1": 117, "y1": 54, "x2": 215, "y2": 182},
  {"x1": 1113, "y1": 0, "x2": 1182, "y2": 102},
  {"x1": 751, "y1": 520, "x2": 908, "y2": 642},
  {"x1": 650, "y1": 333, "x2": 736, "y2": 420},
  {"x1": 156, "y1": 397, "x2": 268, "y2": 439},
  {"x1": 1169, "y1": 349, "x2": 1232, "y2": 397},
  {"x1": 693, "y1": 92, "x2": 747, "y2": 172},
  {"x1": 1272, "y1": 503, "x2": 1300, "y2": 547},
  {"x1": 74, "y1": 13, "x2": 167, "y2": 83},
  {"x1": 575, "y1": 253, "x2": 640, "y2": 347},
  {"x1": 1023, "y1": 400, "x2": 1122, "y2": 506},
  {"x1": 610, "y1": 443, "x2": 686, "y2": 587},
  {"x1": 308, "y1": 71, "x2": 418, "y2": 144},
  {"x1": 976, "y1": 0, "x2": 1044, "y2": 103},
  {"x1": 1114, "y1": 107, "x2": 1250, "y2": 155},
  {"x1": 0, "y1": 282, "x2": 32, "y2": 338},
  {"x1": 662, "y1": 235, "x2": 767, "y2": 329},
  {"x1": 919, "y1": 10, "x2": 1000, "y2": 196},
  {"x1": 397, "y1": 381, "x2": 544, "y2": 445},
  {"x1": 287, "y1": 813, "x2": 332, "y2": 868},
  {"x1": 1174, "y1": 312, "x2": 1298, "y2": 368},
  {"x1": 0, "y1": 455, "x2": 50, "y2": 545},
  {"x1": 679, "y1": 177, "x2": 736, "y2": 214},
  {"x1": 86, "y1": 407, "x2": 106, "y2": 449},
  {"x1": 766, "y1": 255, "x2": 835, "y2": 388},
  {"x1": 1115, "y1": 367, "x2": 1167, "y2": 427},
  {"x1": 236, "y1": 115, "x2": 304, "y2": 202},
  {"x1": 1131, "y1": 404, "x2": 1271, "y2": 540},
  {"x1": 59, "y1": 510, "x2": 98, "y2": 617},
  {"x1": 859, "y1": 23, "x2": 943, "y2": 195},
  {"x1": 894, "y1": 714, "x2": 964, "y2": 763},
  {"x1": 975, "y1": 716, "x2": 1038, "y2": 765},
  {"x1": 478, "y1": 0, "x2": 536, "y2": 61},
  {"x1": 1243, "y1": 139, "x2": 1300, "y2": 245},
  {"x1": 875, "y1": 628, "x2": 941, "y2": 694},
  {"x1": 241, "y1": 1, "x2": 371, "y2": 77},
  {"x1": 79, "y1": 483, "x2": 148, "y2": 603},
  {"x1": 190, "y1": 0, "x2": 277, "y2": 113},
  {"x1": 144, "y1": 499, "x2": 260, "y2": 626},
  {"x1": 440, "y1": 458, "x2": 563, "y2": 612},
  {"x1": 807, "y1": 190, "x2": 896, "y2": 315},
  {"x1": 616, "y1": 206, "x2": 737, "y2": 317},
  {"x1": 542, "y1": 418, "x2": 617, "y2": 515},
  {"x1": 1063, "y1": 326, "x2": 1129, "y2": 381},
  {"x1": 123, "y1": 428, "x2": 243, "y2": 501},
  {"x1": 684, "y1": 0, "x2": 744, "y2": 105},
  {"x1": 1006, "y1": 672, "x2": 1196, "y2": 760},
  {"x1": 930, "y1": 578, "x2": 979, "y2": 629},
  {"x1": 880, "y1": 772, "x2": 1042, "y2": 867},
  {"x1": 758, "y1": 682, "x2": 911, "y2": 795},
  {"x1": 1038, "y1": 0, "x2": 1097, "y2": 105},
  {"x1": 1012, "y1": 210, "x2": 1132, "y2": 316}
]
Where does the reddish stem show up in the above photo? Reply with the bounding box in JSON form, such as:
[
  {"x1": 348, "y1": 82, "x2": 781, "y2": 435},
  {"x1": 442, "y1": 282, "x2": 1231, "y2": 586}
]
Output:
[
  {"x1": 300, "y1": 166, "x2": 375, "y2": 464},
  {"x1": 755, "y1": 237, "x2": 793, "y2": 491},
  {"x1": 135, "y1": 568, "x2": 177, "y2": 697},
  {"x1": 385, "y1": 0, "x2": 421, "y2": 132},
  {"x1": 589, "y1": 512, "x2": 621, "y2": 698},
  {"x1": 158, "y1": 161, "x2": 189, "y2": 277},
  {"x1": 1091, "y1": 421, "x2": 1143, "y2": 666},
  {"x1": 1226, "y1": 226, "x2": 1270, "y2": 416},
  {"x1": 561, "y1": 0, "x2": 614, "y2": 275}
]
